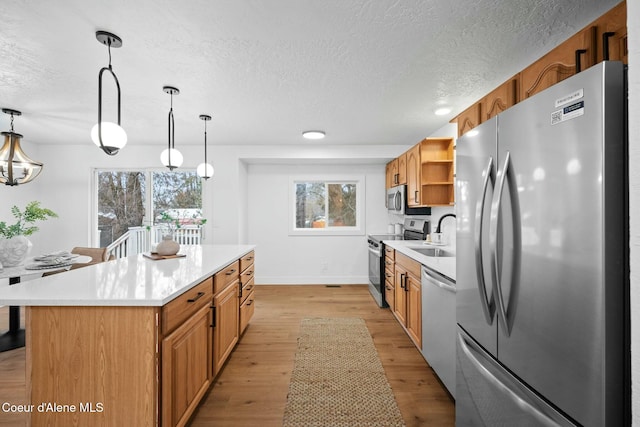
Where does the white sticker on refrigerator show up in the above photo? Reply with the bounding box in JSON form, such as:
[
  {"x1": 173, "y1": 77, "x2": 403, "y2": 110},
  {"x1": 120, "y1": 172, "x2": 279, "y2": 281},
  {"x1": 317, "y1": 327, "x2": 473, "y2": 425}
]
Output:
[
  {"x1": 555, "y1": 89, "x2": 584, "y2": 108},
  {"x1": 551, "y1": 101, "x2": 584, "y2": 125}
]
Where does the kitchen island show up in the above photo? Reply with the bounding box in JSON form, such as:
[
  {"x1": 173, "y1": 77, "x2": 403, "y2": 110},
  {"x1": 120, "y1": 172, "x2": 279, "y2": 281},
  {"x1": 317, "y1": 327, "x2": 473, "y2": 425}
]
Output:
[{"x1": 0, "y1": 244, "x2": 255, "y2": 427}]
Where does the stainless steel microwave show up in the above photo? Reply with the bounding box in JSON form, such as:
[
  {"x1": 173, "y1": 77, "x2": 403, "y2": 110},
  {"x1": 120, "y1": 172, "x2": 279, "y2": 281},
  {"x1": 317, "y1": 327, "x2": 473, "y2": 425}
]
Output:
[{"x1": 387, "y1": 185, "x2": 405, "y2": 215}]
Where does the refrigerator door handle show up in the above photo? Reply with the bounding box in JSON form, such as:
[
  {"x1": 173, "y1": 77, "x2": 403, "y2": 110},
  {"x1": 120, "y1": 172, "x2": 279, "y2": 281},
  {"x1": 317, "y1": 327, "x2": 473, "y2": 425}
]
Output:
[
  {"x1": 457, "y1": 328, "x2": 576, "y2": 426},
  {"x1": 490, "y1": 151, "x2": 522, "y2": 337},
  {"x1": 474, "y1": 156, "x2": 496, "y2": 324}
]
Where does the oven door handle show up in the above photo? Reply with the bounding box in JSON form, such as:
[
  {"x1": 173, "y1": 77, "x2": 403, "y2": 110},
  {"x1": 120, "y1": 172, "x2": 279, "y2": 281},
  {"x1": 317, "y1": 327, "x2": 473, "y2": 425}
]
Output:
[{"x1": 368, "y1": 247, "x2": 382, "y2": 257}]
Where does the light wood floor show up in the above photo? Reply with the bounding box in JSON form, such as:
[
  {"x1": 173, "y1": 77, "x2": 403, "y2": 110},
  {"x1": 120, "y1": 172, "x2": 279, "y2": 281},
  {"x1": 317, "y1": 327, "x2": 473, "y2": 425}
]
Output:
[{"x1": 0, "y1": 285, "x2": 454, "y2": 426}]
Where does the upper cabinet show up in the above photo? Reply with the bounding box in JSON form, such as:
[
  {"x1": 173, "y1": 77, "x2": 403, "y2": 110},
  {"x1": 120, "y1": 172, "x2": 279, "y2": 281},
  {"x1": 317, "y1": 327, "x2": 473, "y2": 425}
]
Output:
[
  {"x1": 386, "y1": 152, "x2": 407, "y2": 189},
  {"x1": 481, "y1": 75, "x2": 519, "y2": 122},
  {"x1": 455, "y1": 103, "x2": 481, "y2": 138},
  {"x1": 451, "y1": 1, "x2": 626, "y2": 136},
  {"x1": 594, "y1": 1, "x2": 627, "y2": 64},
  {"x1": 405, "y1": 138, "x2": 455, "y2": 207},
  {"x1": 520, "y1": 26, "x2": 596, "y2": 100}
]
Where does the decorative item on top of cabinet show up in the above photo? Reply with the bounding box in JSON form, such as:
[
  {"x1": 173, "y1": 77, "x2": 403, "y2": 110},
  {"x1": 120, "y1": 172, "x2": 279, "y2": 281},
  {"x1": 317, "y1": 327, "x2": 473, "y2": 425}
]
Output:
[
  {"x1": 520, "y1": 25, "x2": 596, "y2": 100},
  {"x1": 481, "y1": 75, "x2": 519, "y2": 122},
  {"x1": 420, "y1": 137, "x2": 455, "y2": 206},
  {"x1": 453, "y1": 102, "x2": 481, "y2": 137},
  {"x1": 594, "y1": 1, "x2": 627, "y2": 64}
]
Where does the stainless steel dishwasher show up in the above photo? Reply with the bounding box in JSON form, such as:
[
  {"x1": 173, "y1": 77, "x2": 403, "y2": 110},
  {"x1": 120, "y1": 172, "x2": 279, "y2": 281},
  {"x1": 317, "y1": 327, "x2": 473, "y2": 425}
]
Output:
[{"x1": 421, "y1": 265, "x2": 456, "y2": 397}]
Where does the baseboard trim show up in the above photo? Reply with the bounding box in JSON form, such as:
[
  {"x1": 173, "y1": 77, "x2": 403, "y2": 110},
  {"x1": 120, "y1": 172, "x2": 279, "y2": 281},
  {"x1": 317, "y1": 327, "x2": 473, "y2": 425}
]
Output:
[{"x1": 255, "y1": 276, "x2": 369, "y2": 285}]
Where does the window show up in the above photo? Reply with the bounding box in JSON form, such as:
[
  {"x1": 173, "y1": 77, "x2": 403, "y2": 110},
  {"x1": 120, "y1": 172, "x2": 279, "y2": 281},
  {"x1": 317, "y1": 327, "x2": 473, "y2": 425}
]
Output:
[
  {"x1": 290, "y1": 176, "x2": 364, "y2": 235},
  {"x1": 95, "y1": 169, "x2": 203, "y2": 246}
]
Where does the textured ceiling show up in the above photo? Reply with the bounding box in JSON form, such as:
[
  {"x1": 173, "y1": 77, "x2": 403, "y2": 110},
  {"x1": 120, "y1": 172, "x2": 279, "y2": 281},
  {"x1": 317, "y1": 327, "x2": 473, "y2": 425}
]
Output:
[{"x1": 0, "y1": 0, "x2": 621, "y2": 147}]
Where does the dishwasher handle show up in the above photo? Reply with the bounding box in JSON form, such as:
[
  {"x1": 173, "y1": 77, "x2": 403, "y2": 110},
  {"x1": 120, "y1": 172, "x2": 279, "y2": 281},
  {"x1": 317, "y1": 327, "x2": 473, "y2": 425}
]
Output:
[{"x1": 422, "y1": 267, "x2": 456, "y2": 294}]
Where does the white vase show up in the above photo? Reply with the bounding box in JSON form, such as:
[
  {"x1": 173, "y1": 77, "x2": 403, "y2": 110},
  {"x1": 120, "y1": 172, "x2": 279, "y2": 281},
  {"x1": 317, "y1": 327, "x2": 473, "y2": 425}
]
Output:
[
  {"x1": 156, "y1": 235, "x2": 180, "y2": 256},
  {"x1": 0, "y1": 236, "x2": 33, "y2": 267}
]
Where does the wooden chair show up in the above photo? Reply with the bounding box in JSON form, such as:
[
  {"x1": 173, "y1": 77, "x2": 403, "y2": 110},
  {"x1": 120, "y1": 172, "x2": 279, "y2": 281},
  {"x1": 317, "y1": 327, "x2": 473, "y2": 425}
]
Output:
[{"x1": 69, "y1": 247, "x2": 110, "y2": 270}]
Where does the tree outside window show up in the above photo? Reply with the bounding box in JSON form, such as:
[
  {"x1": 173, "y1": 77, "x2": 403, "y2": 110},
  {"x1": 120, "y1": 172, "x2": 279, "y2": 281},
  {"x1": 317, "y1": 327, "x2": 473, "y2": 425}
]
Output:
[
  {"x1": 291, "y1": 177, "x2": 363, "y2": 235},
  {"x1": 97, "y1": 170, "x2": 203, "y2": 247}
]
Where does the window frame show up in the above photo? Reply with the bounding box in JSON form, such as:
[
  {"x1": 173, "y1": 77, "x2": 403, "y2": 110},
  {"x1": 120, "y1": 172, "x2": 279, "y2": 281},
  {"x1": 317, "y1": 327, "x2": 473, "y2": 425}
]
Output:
[
  {"x1": 92, "y1": 167, "x2": 203, "y2": 246},
  {"x1": 288, "y1": 174, "x2": 365, "y2": 236}
]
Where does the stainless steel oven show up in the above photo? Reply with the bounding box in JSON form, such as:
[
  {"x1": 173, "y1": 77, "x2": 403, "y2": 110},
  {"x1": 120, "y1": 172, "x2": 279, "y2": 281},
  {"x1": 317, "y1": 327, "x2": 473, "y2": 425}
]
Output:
[{"x1": 367, "y1": 218, "x2": 429, "y2": 308}]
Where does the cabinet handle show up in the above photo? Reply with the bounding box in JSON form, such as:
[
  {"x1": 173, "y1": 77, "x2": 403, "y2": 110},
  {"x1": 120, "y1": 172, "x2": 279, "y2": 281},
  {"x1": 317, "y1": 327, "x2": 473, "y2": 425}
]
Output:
[
  {"x1": 247, "y1": 299, "x2": 254, "y2": 306},
  {"x1": 575, "y1": 49, "x2": 587, "y2": 73},
  {"x1": 226, "y1": 269, "x2": 236, "y2": 275},
  {"x1": 400, "y1": 273, "x2": 405, "y2": 289},
  {"x1": 385, "y1": 272, "x2": 392, "y2": 278},
  {"x1": 414, "y1": 190, "x2": 419, "y2": 204},
  {"x1": 245, "y1": 270, "x2": 253, "y2": 276},
  {"x1": 404, "y1": 274, "x2": 409, "y2": 292},
  {"x1": 238, "y1": 281, "x2": 243, "y2": 299},
  {"x1": 187, "y1": 291, "x2": 205, "y2": 303},
  {"x1": 602, "y1": 32, "x2": 615, "y2": 61},
  {"x1": 246, "y1": 285, "x2": 253, "y2": 292},
  {"x1": 246, "y1": 256, "x2": 253, "y2": 261},
  {"x1": 210, "y1": 306, "x2": 216, "y2": 328}
]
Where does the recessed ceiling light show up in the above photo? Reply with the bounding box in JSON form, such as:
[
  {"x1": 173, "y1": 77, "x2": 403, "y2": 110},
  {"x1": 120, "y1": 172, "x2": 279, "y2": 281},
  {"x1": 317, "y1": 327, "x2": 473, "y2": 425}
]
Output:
[
  {"x1": 435, "y1": 108, "x2": 451, "y2": 116},
  {"x1": 302, "y1": 130, "x2": 326, "y2": 140}
]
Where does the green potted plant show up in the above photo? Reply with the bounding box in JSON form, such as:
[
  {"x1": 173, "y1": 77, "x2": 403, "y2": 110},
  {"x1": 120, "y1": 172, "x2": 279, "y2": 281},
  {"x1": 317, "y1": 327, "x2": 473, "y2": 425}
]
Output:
[{"x1": 0, "y1": 201, "x2": 58, "y2": 267}]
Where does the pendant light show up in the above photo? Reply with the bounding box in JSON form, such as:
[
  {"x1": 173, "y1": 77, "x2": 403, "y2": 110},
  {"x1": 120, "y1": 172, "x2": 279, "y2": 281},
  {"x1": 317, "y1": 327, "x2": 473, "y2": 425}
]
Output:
[
  {"x1": 160, "y1": 86, "x2": 183, "y2": 170},
  {"x1": 91, "y1": 31, "x2": 127, "y2": 155},
  {"x1": 196, "y1": 114, "x2": 214, "y2": 180},
  {"x1": 0, "y1": 108, "x2": 43, "y2": 186}
]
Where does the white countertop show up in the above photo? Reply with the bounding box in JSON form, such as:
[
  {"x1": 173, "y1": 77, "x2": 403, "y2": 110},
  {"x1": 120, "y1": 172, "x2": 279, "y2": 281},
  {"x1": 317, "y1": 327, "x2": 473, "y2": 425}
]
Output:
[
  {"x1": 0, "y1": 244, "x2": 255, "y2": 306},
  {"x1": 383, "y1": 240, "x2": 456, "y2": 281}
]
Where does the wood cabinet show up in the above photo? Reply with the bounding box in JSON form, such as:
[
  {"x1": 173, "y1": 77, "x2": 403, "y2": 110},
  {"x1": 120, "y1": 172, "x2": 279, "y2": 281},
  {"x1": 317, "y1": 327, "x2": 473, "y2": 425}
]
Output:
[
  {"x1": 420, "y1": 137, "x2": 455, "y2": 206},
  {"x1": 454, "y1": 102, "x2": 481, "y2": 137},
  {"x1": 406, "y1": 143, "x2": 421, "y2": 207},
  {"x1": 239, "y1": 251, "x2": 256, "y2": 335},
  {"x1": 212, "y1": 275, "x2": 240, "y2": 376},
  {"x1": 386, "y1": 153, "x2": 407, "y2": 189},
  {"x1": 481, "y1": 76, "x2": 519, "y2": 122},
  {"x1": 384, "y1": 247, "x2": 395, "y2": 311},
  {"x1": 393, "y1": 252, "x2": 422, "y2": 349},
  {"x1": 162, "y1": 303, "x2": 212, "y2": 427},
  {"x1": 397, "y1": 152, "x2": 407, "y2": 185},
  {"x1": 161, "y1": 277, "x2": 213, "y2": 427},
  {"x1": 521, "y1": 25, "x2": 596, "y2": 100},
  {"x1": 386, "y1": 158, "x2": 398, "y2": 189},
  {"x1": 452, "y1": 2, "x2": 625, "y2": 135},
  {"x1": 594, "y1": 1, "x2": 627, "y2": 64}
]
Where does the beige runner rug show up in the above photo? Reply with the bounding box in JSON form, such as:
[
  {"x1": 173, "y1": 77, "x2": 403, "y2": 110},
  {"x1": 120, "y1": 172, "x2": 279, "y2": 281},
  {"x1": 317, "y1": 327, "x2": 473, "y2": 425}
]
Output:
[{"x1": 282, "y1": 317, "x2": 406, "y2": 427}]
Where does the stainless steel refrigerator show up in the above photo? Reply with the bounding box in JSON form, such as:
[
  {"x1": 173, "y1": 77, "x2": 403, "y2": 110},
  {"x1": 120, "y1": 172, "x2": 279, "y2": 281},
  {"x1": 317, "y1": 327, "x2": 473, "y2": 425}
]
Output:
[{"x1": 455, "y1": 61, "x2": 628, "y2": 426}]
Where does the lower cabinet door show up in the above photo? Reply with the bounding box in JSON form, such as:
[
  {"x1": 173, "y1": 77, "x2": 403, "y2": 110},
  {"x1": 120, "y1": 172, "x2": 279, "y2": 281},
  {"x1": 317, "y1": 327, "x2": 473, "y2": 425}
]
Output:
[
  {"x1": 162, "y1": 303, "x2": 212, "y2": 427},
  {"x1": 406, "y1": 274, "x2": 422, "y2": 348},
  {"x1": 240, "y1": 289, "x2": 255, "y2": 334},
  {"x1": 213, "y1": 280, "x2": 240, "y2": 376}
]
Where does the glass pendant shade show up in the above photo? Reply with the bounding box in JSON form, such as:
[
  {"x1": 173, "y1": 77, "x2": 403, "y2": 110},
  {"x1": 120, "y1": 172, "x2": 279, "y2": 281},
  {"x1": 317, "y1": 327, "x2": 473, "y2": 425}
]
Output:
[
  {"x1": 91, "y1": 121, "x2": 127, "y2": 152},
  {"x1": 196, "y1": 162, "x2": 214, "y2": 179},
  {"x1": 0, "y1": 132, "x2": 43, "y2": 186},
  {"x1": 160, "y1": 148, "x2": 183, "y2": 170}
]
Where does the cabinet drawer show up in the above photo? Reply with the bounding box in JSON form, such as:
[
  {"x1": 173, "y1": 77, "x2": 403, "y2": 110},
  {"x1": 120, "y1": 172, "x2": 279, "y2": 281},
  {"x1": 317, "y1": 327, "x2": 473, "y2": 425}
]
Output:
[
  {"x1": 384, "y1": 266, "x2": 394, "y2": 283},
  {"x1": 384, "y1": 247, "x2": 395, "y2": 260},
  {"x1": 384, "y1": 279, "x2": 395, "y2": 311},
  {"x1": 240, "y1": 264, "x2": 254, "y2": 286},
  {"x1": 162, "y1": 277, "x2": 213, "y2": 335},
  {"x1": 214, "y1": 260, "x2": 240, "y2": 294},
  {"x1": 239, "y1": 289, "x2": 255, "y2": 335},
  {"x1": 240, "y1": 251, "x2": 255, "y2": 272},
  {"x1": 240, "y1": 277, "x2": 255, "y2": 304},
  {"x1": 395, "y1": 252, "x2": 421, "y2": 278}
]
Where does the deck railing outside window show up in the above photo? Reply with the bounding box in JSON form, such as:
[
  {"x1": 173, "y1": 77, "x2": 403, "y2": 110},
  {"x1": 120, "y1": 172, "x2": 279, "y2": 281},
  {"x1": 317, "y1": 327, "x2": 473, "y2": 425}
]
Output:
[{"x1": 106, "y1": 225, "x2": 203, "y2": 259}]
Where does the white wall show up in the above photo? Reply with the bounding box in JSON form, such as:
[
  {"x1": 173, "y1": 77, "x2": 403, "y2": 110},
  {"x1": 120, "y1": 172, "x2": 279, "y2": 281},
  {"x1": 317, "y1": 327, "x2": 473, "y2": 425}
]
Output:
[
  {"x1": 628, "y1": 1, "x2": 640, "y2": 424},
  {"x1": 247, "y1": 163, "x2": 388, "y2": 284}
]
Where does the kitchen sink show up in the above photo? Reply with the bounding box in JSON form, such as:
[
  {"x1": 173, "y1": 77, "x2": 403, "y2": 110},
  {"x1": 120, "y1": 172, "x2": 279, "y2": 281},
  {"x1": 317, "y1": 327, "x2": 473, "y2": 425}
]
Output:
[{"x1": 411, "y1": 247, "x2": 455, "y2": 257}]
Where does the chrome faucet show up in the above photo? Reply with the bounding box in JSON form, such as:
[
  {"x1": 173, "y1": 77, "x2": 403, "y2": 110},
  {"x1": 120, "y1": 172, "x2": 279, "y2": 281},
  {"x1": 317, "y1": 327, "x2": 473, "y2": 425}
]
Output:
[{"x1": 435, "y1": 213, "x2": 456, "y2": 233}]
